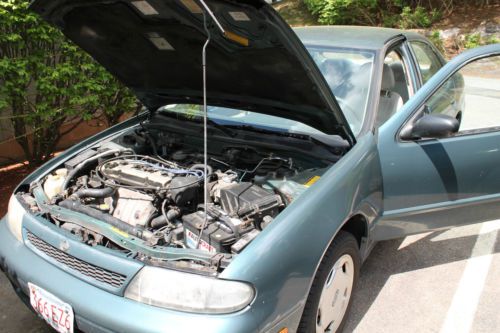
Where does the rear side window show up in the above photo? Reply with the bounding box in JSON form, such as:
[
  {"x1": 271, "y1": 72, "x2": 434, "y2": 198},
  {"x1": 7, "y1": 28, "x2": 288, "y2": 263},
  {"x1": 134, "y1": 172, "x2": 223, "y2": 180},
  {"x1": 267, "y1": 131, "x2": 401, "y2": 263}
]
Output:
[{"x1": 410, "y1": 41, "x2": 443, "y2": 84}]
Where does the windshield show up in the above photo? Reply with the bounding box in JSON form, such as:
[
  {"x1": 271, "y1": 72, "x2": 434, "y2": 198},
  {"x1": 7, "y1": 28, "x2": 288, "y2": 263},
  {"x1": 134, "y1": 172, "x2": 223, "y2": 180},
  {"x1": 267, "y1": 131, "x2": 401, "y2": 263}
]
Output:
[
  {"x1": 307, "y1": 47, "x2": 375, "y2": 135},
  {"x1": 158, "y1": 104, "x2": 325, "y2": 135},
  {"x1": 159, "y1": 48, "x2": 374, "y2": 137}
]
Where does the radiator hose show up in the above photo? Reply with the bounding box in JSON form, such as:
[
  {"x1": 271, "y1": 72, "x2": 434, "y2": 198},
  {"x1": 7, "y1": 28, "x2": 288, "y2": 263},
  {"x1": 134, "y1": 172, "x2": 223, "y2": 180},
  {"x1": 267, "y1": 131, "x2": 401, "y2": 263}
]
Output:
[
  {"x1": 71, "y1": 187, "x2": 115, "y2": 199},
  {"x1": 59, "y1": 200, "x2": 153, "y2": 241}
]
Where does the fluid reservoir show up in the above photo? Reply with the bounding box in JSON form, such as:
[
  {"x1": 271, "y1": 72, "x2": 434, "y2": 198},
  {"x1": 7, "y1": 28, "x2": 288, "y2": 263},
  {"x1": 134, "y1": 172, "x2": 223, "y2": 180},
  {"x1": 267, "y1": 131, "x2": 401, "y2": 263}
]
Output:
[
  {"x1": 266, "y1": 168, "x2": 327, "y2": 203},
  {"x1": 43, "y1": 168, "x2": 68, "y2": 200}
]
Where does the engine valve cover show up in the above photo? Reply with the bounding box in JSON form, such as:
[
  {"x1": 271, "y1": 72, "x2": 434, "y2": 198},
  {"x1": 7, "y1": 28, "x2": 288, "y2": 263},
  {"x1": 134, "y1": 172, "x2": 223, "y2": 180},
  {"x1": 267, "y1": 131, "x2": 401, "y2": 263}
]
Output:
[{"x1": 102, "y1": 162, "x2": 172, "y2": 188}]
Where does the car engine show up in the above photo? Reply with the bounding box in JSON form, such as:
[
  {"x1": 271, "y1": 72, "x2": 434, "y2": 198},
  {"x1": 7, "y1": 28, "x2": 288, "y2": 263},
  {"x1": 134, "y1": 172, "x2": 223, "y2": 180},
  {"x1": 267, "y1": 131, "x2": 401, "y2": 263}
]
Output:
[{"x1": 21, "y1": 117, "x2": 339, "y2": 271}]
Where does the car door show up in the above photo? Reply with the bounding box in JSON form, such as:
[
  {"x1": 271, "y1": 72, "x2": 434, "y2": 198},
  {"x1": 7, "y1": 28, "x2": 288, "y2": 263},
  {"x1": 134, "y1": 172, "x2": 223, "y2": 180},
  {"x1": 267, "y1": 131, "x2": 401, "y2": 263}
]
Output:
[
  {"x1": 373, "y1": 44, "x2": 500, "y2": 240},
  {"x1": 409, "y1": 40, "x2": 446, "y2": 85}
]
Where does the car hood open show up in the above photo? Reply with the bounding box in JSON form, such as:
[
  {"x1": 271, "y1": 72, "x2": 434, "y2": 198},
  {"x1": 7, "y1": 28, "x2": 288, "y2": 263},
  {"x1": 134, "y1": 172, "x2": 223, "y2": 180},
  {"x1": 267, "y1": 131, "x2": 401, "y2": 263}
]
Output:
[{"x1": 30, "y1": 0, "x2": 354, "y2": 141}]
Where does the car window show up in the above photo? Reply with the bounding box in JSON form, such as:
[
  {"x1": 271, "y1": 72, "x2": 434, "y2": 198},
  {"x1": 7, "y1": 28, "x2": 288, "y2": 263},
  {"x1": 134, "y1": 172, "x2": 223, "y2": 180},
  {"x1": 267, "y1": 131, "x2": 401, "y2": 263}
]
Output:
[
  {"x1": 307, "y1": 47, "x2": 375, "y2": 136},
  {"x1": 411, "y1": 41, "x2": 443, "y2": 84},
  {"x1": 384, "y1": 50, "x2": 411, "y2": 102},
  {"x1": 377, "y1": 50, "x2": 411, "y2": 127},
  {"x1": 425, "y1": 55, "x2": 500, "y2": 134}
]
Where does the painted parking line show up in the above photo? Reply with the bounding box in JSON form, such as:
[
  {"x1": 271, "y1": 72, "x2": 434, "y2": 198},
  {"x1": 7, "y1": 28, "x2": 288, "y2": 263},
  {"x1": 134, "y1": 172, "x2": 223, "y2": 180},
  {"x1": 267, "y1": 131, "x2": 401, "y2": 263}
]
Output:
[{"x1": 440, "y1": 220, "x2": 500, "y2": 333}]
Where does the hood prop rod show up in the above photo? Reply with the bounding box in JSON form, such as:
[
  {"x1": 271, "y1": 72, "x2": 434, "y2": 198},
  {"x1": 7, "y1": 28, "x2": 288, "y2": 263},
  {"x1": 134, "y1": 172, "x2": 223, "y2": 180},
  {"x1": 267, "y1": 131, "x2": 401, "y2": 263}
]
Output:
[{"x1": 196, "y1": 1, "x2": 225, "y2": 250}]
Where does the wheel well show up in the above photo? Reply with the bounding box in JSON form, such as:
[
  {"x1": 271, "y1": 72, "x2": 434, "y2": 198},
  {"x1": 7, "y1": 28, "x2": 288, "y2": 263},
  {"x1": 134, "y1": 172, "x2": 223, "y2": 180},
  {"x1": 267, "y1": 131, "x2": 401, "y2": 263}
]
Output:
[{"x1": 340, "y1": 214, "x2": 367, "y2": 248}]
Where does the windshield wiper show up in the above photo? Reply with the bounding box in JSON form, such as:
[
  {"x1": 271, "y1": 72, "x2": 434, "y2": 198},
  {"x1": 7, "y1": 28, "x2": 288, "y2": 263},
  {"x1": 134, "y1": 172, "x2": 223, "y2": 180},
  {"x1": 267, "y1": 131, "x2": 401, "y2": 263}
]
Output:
[
  {"x1": 155, "y1": 110, "x2": 237, "y2": 137},
  {"x1": 308, "y1": 133, "x2": 350, "y2": 150},
  {"x1": 227, "y1": 125, "x2": 350, "y2": 148},
  {"x1": 206, "y1": 118, "x2": 237, "y2": 137},
  {"x1": 225, "y1": 124, "x2": 350, "y2": 150}
]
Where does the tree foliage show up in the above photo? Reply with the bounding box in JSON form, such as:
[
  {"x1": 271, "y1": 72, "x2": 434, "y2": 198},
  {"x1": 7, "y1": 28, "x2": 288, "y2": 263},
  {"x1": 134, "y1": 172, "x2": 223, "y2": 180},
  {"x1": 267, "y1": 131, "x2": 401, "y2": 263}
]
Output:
[
  {"x1": 302, "y1": 0, "x2": 488, "y2": 28},
  {"x1": 0, "y1": 0, "x2": 137, "y2": 165}
]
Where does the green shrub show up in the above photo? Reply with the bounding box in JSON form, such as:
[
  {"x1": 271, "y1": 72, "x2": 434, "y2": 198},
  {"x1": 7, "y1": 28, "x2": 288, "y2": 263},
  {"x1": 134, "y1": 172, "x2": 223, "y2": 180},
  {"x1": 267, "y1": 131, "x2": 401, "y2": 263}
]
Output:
[
  {"x1": 382, "y1": 13, "x2": 401, "y2": 28},
  {"x1": 0, "y1": 0, "x2": 138, "y2": 165},
  {"x1": 461, "y1": 33, "x2": 500, "y2": 50},
  {"x1": 398, "y1": 6, "x2": 441, "y2": 29},
  {"x1": 303, "y1": 0, "x2": 325, "y2": 15},
  {"x1": 303, "y1": 0, "x2": 378, "y2": 25},
  {"x1": 464, "y1": 33, "x2": 482, "y2": 49},
  {"x1": 428, "y1": 30, "x2": 446, "y2": 54},
  {"x1": 302, "y1": 0, "x2": 441, "y2": 28},
  {"x1": 484, "y1": 35, "x2": 500, "y2": 45}
]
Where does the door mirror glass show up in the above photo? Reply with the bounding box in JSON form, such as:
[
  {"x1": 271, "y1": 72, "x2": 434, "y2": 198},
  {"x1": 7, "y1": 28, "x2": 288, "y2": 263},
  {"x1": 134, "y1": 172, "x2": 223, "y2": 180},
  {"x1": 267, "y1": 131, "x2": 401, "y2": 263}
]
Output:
[{"x1": 402, "y1": 114, "x2": 459, "y2": 140}]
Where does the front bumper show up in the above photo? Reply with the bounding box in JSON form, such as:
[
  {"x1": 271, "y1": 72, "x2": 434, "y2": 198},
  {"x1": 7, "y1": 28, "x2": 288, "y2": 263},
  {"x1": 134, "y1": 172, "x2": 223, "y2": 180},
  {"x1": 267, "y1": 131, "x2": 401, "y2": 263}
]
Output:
[{"x1": 0, "y1": 218, "x2": 265, "y2": 333}]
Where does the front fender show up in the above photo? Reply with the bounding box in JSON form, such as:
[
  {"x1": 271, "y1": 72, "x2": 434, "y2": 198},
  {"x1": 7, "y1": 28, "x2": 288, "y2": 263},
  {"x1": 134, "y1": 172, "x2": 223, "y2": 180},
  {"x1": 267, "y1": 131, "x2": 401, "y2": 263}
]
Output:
[{"x1": 220, "y1": 133, "x2": 383, "y2": 332}]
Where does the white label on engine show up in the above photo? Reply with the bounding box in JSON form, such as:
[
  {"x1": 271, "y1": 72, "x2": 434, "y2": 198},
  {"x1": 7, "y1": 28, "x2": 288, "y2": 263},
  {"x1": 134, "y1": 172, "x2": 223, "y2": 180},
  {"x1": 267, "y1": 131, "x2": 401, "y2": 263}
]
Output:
[{"x1": 186, "y1": 229, "x2": 217, "y2": 253}]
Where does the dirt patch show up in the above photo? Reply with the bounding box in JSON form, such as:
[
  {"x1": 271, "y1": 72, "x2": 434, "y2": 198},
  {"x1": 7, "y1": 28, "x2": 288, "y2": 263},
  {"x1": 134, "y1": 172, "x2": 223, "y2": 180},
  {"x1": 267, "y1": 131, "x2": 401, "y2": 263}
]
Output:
[
  {"x1": 273, "y1": 0, "x2": 318, "y2": 27},
  {"x1": 433, "y1": 3, "x2": 500, "y2": 32},
  {"x1": 0, "y1": 164, "x2": 34, "y2": 216}
]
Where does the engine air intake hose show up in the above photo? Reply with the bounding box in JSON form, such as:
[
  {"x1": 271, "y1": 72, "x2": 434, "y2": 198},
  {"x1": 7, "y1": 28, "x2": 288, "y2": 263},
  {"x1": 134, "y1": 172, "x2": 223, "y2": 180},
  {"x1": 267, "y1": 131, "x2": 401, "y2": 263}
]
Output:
[
  {"x1": 72, "y1": 187, "x2": 115, "y2": 199},
  {"x1": 59, "y1": 200, "x2": 152, "y2": 240}
]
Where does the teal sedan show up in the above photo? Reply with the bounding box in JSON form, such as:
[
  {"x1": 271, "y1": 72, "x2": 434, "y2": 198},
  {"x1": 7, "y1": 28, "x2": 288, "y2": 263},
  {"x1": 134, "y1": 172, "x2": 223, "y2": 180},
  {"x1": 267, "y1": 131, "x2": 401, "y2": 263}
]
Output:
[{"x1": 1, "y1": 1, "x2": 499, "y2": 333}]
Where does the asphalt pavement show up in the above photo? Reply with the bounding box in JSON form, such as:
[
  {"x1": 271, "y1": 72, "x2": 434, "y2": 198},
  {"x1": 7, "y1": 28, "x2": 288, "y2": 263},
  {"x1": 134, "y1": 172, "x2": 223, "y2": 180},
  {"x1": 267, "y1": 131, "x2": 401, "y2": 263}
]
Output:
[
  {"x1": 345, "y1": 221, "x2": 500, "y2": 333},
  {"x1": 0, "y1": 271, "x2": 51, "y2": 333}
]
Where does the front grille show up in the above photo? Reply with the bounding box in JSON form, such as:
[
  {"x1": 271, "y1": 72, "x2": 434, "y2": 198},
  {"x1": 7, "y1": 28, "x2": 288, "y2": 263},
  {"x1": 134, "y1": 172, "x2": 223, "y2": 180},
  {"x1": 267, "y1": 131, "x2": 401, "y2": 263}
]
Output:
[{"x1": 27, "y1": 232, "x2": 127, "y2": 288}]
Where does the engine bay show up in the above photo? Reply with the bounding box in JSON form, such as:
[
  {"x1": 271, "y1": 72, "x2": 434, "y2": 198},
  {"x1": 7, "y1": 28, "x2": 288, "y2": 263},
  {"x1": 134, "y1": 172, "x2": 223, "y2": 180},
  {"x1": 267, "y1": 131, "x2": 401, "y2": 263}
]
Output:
[{"x1": 19, "y1": 114, "x2": 346, "y2": 272}]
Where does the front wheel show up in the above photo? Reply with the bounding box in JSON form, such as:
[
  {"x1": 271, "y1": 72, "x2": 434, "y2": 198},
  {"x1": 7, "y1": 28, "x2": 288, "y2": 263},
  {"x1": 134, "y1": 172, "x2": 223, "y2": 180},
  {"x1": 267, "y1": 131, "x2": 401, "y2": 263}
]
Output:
[{"x1": 298, "y1": 231, "x2": 361, "y2": 333}]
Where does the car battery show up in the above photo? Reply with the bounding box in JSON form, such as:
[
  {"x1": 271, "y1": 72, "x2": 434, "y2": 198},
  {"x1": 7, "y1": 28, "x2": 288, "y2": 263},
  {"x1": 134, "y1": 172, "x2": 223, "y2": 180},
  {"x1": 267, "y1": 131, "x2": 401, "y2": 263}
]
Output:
[{"x1": 183, "y1": 210, "x2": 240, "y2": 253}]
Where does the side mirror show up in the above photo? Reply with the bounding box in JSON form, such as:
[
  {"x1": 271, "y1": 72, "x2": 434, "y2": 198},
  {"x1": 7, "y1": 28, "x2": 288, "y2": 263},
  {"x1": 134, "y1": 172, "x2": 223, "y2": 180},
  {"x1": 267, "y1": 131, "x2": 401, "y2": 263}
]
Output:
[{"x1": 401, "y1": 114, "x2": 459, "y2": 140}]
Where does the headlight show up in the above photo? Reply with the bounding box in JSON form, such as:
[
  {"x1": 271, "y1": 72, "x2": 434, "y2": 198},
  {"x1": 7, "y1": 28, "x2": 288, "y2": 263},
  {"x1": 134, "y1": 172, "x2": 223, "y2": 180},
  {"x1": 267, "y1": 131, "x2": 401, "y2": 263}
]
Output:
[
  {"x1": 7, "y1": 195, "x2": 25, "y2": 242},
  {"x1": 125, "y1": 266, "x2": 255, "y2": 314}
]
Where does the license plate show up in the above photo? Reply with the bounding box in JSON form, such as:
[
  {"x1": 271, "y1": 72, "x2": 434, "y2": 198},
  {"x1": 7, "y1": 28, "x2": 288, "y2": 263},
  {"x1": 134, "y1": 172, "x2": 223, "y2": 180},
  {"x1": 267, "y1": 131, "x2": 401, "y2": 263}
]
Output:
[{"x1": 28, "y1": 283, "x2": 74, "y2": 333}]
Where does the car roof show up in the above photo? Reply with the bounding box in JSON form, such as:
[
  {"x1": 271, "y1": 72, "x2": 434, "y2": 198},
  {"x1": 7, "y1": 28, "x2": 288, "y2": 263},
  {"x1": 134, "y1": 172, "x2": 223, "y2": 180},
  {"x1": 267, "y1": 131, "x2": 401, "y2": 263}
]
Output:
[{"x1": 293, "y1": 26, "x2": 425, "y2": 50}]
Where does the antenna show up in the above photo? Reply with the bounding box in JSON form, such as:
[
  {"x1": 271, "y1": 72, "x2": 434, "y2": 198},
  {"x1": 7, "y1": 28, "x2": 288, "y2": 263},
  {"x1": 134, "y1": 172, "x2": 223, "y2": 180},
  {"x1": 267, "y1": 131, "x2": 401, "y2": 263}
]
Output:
[{"x1": 195, "y1": 0, "x2": 224, "y2": 250}]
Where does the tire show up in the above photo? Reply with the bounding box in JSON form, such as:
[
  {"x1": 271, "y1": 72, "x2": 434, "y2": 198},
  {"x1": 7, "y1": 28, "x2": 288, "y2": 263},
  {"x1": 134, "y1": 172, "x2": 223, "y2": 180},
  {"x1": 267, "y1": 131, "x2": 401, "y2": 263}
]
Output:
[{"x1": 298, "y1": 231, "x2": 361, "y2": 333}]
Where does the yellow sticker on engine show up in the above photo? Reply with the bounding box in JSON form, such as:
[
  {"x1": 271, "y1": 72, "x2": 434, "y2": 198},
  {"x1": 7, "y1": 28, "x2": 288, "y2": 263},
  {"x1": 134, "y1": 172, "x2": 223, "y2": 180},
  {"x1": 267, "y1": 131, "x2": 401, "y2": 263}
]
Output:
[
  {"x1": 111, "y1": 227, "x2": 129, "y2": 238},
  {"x1": 304, "y1": 176, "x2": 321, "y2": 187}
]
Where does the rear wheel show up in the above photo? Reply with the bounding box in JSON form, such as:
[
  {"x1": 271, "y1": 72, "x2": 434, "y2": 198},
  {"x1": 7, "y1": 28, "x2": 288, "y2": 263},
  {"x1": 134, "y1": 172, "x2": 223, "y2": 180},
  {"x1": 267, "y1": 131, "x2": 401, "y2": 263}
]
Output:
[{"x1": 298, "y1": 231, "x2": 360, "y2": 333}]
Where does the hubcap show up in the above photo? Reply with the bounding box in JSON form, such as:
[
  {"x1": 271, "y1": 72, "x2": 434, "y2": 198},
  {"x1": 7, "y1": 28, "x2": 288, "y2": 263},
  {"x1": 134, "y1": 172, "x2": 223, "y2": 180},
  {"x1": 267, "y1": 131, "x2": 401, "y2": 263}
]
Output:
[{"x1": 316, "y1": 254, "x2": 354, "y2": 333}]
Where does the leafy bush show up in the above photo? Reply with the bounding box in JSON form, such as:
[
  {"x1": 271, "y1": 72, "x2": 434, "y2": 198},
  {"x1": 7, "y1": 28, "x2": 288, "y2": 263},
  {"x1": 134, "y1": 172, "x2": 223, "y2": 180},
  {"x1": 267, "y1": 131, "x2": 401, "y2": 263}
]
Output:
[
  {"x1": 303, "y1": 0, "x2": 325, "y2": 16},
  {"x1": 304, "y1": 0, "x2": 379, "y2": 25},
  {"x1": 427, "y1": 30, "x2": 446, "y2": 54},
  {"x1": 485, "y1": 36, "x2": 500, "y2": 45},
  {"x1": 463, "y1": 33, "x2": 482, "y2": 49},
  {"x1": 461, "y1": 33, "x2": 500, "y2": 50},
  {"x1": 0, "y1": 0, "x2": 138, "y2": 165},
  {"x1": 399, "y1": 6, "x2": 441, "y2": 29}
]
